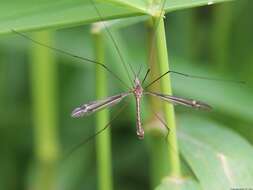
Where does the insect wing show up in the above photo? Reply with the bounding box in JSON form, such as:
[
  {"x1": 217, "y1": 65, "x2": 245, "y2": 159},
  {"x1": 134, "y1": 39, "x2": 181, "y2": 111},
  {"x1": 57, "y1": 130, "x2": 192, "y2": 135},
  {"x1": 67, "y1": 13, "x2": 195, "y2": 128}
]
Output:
[
  {"x1": 146, "y1": 92, "x2": 212, "y2": 110},
  {"x1": 71, "y1": 92, "x2": 131, "y2": 118}
]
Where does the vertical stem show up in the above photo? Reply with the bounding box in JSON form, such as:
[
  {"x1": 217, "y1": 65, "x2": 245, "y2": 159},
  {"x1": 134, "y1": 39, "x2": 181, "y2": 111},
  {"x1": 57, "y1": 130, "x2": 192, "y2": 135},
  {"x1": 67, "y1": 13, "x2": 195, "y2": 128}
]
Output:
[
  {"x1": 30, "y1": 31, "x2": 59, "y2": 190},
  {"x1": 92, "y1": 26, "x2": 113, "y2": 190},
  {"x1": 146, "y1": 19, "x2": 169, "y2": 188},
  {"x1": 184, "y1": 11, "x2": 198, "y2": 62},
  {"x1": 0, "y1": 54, "x2": 4, "y2": 113},
  {"x1": 212, "y1": 3, "x2": 232, "y2": 71},
  {"x1": 153, "y1": 15, "x2": 181, "y2": 177}
]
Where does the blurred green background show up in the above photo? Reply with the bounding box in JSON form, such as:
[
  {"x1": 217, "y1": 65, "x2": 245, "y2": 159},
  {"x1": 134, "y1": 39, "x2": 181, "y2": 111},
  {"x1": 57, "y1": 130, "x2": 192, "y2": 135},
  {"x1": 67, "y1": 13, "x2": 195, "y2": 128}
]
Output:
[{"x1": 0, "y1": 0, "x2": 253, "y2": 190}]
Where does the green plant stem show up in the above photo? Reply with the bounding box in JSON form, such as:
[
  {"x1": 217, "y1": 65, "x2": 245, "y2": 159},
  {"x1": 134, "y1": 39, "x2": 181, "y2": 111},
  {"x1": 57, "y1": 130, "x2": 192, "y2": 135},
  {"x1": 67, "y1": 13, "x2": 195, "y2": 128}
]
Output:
[
  {"x1": 92, "y1": 27, "x2": 113, "y2": 190},
  {"x1": 212, "y1": 3, "x2": 232, "y2": 71},
  {"x1": 0, "y1": 54, "x2": 4, "y2": 115},
  {"x1": 146, "y1": 19, "x2": 169, "y2": 188},
  {"x1": 153, "y1": 15, "x2": 181, "y2": 177},
  {"x1": 30, "y1": 31, "x2": 59, "y2": 190}
]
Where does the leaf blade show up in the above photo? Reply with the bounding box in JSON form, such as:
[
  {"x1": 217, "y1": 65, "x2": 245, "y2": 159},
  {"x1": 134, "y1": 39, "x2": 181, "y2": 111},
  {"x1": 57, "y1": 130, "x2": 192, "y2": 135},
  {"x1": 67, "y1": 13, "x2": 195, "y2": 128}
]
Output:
[
  {"x1": 178, "y1": 116, "x2": 253, "y2": 189},
  {"x1": 155, "y1": 177, "x2": 201, "y2": 190},
  {"x1": 164, "y1": 0, "x2": 234, "y2": 13},
  {"x1": 0, "y1": 0, "x2": 233, "y2": 35}
]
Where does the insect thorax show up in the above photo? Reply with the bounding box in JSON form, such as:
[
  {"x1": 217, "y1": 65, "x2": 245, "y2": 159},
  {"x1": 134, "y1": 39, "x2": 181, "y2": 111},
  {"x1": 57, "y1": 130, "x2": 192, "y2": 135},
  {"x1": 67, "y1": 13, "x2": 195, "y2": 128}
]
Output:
[{"x1": 133, "y1": 77, "x2": 143, "y2": 98}]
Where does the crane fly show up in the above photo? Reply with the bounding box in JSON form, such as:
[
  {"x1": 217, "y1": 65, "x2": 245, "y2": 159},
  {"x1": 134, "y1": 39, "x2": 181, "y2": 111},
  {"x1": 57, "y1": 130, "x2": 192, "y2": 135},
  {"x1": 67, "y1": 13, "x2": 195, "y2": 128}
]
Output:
[{"x1": 71, "y1": 73, "x2": 212, "y2": 139}]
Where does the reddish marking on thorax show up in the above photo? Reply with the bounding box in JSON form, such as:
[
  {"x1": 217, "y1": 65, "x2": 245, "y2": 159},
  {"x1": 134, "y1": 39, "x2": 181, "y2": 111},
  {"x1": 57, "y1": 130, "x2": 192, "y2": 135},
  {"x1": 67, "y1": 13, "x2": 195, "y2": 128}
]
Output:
[{"x1": 133, "y1": 77, "x2": 143, "y2": 98}]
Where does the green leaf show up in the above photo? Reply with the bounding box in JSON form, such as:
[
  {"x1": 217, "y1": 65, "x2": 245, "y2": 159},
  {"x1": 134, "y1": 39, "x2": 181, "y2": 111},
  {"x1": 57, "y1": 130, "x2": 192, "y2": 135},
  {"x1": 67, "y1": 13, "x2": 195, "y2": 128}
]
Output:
[
  {"x1": 178, "y1": 116, "x2": 253, "y2": 190},
  {"x1": 105, "y1": 0, "x2": 148, "y2": 12},
  {"x1": 0, "y1": 0, "x2": 233, "y2": 35},
  {"x1": 155, "y1": 177, "x2": 201, "y2": 190},
  {"x1": 0, "y1": 0, "x2": 141, "y2": 35},
  {"x1": 163, "y1": 0, "x2": 234, "y2": 13},
  {"x1": 171, "y1": 58, "x2": 253, "y2": 122}
]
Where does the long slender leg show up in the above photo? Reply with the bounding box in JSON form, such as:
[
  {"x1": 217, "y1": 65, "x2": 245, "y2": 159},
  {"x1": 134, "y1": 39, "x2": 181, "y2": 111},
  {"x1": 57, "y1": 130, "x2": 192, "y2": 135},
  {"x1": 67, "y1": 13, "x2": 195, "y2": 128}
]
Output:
[
  {"x1": 150, "y1": 110, "x2": 179, "y2": 156},
  {"x1": 153, "y1": 112, "x2": 177, "y2": 157},
  {"x1": 145, "y1": 70, "x2": 245, "y2": 89},
  {"x1": 141, "y1": 68, "x2": 151, "y2": 85},
  {"x1": 64, "y1": 99, "x2": 130, "y2": 159},
  {"x1": 11, "y1": 30, "x2": 130, "y2": 90},
  {"x1": 152, "y1": 112, "x2": 170, "y2": 140}
]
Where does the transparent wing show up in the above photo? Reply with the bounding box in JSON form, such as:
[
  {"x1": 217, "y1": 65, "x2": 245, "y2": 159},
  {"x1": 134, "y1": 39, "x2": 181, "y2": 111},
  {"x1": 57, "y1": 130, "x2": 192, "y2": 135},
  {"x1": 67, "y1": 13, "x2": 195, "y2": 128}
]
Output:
[
  {"x1": 145, "y1": 91, "x2": 212, "y2": 111},
  {"x1": 71, "y1": 92, "x2": 131, "y2": 118}
]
